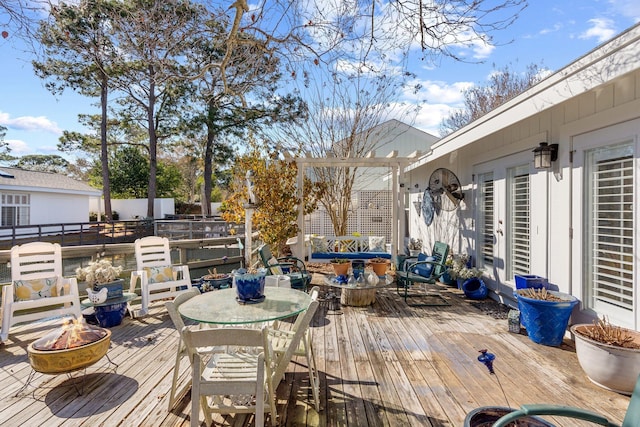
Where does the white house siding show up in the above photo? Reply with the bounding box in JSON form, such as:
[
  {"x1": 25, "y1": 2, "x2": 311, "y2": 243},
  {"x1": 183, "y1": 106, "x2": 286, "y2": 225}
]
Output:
[
  {"x1": 30, "y1": 192, "x2": 91, "y2": 224},
  {"x1": 408, "y1": 24, "x2": 640, "y2": 330}
]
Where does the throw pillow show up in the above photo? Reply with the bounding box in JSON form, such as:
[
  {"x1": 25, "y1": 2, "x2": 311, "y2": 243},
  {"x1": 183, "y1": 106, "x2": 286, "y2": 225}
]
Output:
[
  {"x1": 310, "y1": 235, "x2": 328, "y2": 253},
  {"x1": 413, "y1": 255, "x2": 435, "y2": 278},
  {"x1": 14, "y1": 276, "x2": 59, "y2": 301},
  {"x1": 368, "y1": 236, "x2": 386, "y2": 252},
  {"x1": 267, "y1": 257, "x2": 284, "y2": 275},
  {"x1": 144, "y1": 265, "x2": 175, "y2": 283}
]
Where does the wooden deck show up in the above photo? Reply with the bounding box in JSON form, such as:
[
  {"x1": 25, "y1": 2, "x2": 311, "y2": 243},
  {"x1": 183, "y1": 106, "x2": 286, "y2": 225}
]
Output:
[{"x1": 0, "y1": 277, "x2": 631, "y2": 427}]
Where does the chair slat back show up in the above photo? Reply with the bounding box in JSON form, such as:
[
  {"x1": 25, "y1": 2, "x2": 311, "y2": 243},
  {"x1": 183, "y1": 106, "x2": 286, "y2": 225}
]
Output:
[
  {"x1": 431, "y1": 241, "x2": 449, "y2": 278},
  {"x1": 135, "y1": 236, "x2": 172, "y2": 268},
  {"x1": 258, "y1": 245, "x2": 275, "y2": 273},
  {"x1": 183, "y1": 326, "x2": 266, "y2": 355},
  {"x1": 271, "y1": 297, "x2": 320, "y2": 385},
  {"x1": 166, "y1": 288, "x2": 201, "y2": 333},
  {"x1": 11, "y1": 241, "x2": 63, "y2": 281}
]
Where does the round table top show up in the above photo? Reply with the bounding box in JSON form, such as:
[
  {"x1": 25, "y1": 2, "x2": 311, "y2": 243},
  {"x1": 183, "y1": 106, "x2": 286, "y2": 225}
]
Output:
[
  {"x1": 323, "y1": 274, "x2": 393, "y2": 290},
  {"x1": 178, "y1": 287, "x2": 312, "y2": 325},
  {"x1": 81, "y1": 292, "x2": 137, "y2": 308}
]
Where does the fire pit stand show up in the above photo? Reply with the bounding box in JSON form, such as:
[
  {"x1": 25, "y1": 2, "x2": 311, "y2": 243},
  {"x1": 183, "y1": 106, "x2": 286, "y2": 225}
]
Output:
[{"x1": 19, "y1": 320, "x2": 118, "y2": 396}]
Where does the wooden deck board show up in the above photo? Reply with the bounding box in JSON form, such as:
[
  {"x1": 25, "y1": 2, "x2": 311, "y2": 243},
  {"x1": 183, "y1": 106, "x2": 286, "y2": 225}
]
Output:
[{"x1": 0, "y1": 284, "x2": 632, "y2": 427}]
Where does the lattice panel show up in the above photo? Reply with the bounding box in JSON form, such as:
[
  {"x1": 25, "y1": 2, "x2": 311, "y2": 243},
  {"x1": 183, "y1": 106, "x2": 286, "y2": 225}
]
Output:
[{"x1": 304, "y1": 190, "x2": 392, "y2": 242}]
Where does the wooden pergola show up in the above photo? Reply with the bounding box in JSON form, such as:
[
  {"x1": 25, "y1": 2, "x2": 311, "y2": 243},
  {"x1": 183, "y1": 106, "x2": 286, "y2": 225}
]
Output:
[{"x1": 291, "y1": 151, "x2": 421, "y2": 261}]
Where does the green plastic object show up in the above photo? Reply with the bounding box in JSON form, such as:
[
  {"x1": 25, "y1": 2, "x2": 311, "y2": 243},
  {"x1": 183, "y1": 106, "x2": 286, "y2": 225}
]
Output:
[{"x1": 492, "y1": 374, "x2": 640, "y2": 427}]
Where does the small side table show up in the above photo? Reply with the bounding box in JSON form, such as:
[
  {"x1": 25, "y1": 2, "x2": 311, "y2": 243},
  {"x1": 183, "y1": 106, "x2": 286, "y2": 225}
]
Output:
[
  {"x1": 81, "y1": 292, "x2": 137, "y2": 327},
  {"x1": 323, "y1": 274, "x2": 392, "y2": 307}
]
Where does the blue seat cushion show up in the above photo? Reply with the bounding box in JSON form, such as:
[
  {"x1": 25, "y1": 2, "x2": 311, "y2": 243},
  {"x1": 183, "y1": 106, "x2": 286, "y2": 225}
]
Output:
[{"x1": 413, "y1": 254, "x2": 435, "y2": 278}]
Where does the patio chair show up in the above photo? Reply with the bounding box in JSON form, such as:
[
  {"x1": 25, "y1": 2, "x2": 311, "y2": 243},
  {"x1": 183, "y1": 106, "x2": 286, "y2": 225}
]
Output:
[
  {"x1": 395, "y1": 241, "x2": 450, "y2": 307},
  {"x1": 165, "y1": 287, "x2": 201, "y2": 411},
  {"x1": 268, "y1": 286, "x2": 321, "y2": 411},
  {"x1": 182, "y1": 325, "x2": 277, "y2": 427},
  {"x1": 129, "y1": 236, "x2": 192, "y2": 317},
  {"x1": 489, "y1": 373, "x2": 640, "y2": 427},
  {"x1": 258, "y1": 244, "x2": 311, "y2": 291},
  {"x1": 1, "y1": 242, "x2": 82, "y2": 343}
]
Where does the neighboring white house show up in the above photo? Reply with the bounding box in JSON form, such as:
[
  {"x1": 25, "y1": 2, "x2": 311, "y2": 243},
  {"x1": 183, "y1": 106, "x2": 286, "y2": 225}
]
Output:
[
  {"x1": 406, "y1": 23, "x2": 640, "y2": 330},
  {"x1": 0, "y1": 167, "x2": 101, "y2": 227},
  {"x1": 305, "y1": 119, "x2": 439, "y2": 239}
]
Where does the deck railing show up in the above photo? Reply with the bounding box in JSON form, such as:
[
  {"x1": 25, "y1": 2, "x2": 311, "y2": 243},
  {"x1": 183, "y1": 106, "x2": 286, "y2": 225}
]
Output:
[{"x1": 0, "y1": 236, "x2": 245, "y2": 285}]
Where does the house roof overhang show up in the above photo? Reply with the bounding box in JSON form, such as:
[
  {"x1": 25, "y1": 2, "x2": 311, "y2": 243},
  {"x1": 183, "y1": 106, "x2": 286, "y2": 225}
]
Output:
[{"x1": 406, "y1": 22, "x2": 640, "y2": 172}]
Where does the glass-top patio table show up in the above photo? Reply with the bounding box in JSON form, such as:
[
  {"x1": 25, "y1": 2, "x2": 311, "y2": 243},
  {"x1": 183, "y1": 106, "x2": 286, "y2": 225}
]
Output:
[{"x1": 178, "y1": 287, "x2": 312, "y2": 325}]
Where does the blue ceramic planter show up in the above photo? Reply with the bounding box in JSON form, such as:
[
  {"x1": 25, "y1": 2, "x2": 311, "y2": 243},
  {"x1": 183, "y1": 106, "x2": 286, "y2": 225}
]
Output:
[
  {"x1": 234, "y1": 270, "x2": 266, "y2": 301},
  {"x1": 94, "y1": 302, "x2": 128, "y2": 327},
  {"x1": 462, "y1": 278, "x2": 488, "y2": 300},
  {"x1": 517, "y1": 290, "x2": 579, "y2": 346}
]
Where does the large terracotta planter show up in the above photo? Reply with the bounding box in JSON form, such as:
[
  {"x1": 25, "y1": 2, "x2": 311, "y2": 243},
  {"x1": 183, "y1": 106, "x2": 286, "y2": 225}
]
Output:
[
  {"x1": 571, "y1": 324, "x2": 640, "y2": 395},
  {"x1": 369, "y1": 260, "x2": 388, "y2": 277},
  {"x1": 331, "y1": 261, "x2": 351, "y2": 276}
]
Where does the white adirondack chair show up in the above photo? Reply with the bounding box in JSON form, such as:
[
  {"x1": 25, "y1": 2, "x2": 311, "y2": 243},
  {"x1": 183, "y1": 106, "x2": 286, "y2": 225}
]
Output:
[
  {"x1": 1, "y1": 242, "x2": 82, "y2": 343},
  {"x1": 129, "y1": 236, "x2": 192, "y2": 317}
]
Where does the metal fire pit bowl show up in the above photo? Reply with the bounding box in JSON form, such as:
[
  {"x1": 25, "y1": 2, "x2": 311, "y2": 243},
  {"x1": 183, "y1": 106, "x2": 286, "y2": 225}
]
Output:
[{"x1": 27, "y1": 326, "x2": 111, "y2": 375}]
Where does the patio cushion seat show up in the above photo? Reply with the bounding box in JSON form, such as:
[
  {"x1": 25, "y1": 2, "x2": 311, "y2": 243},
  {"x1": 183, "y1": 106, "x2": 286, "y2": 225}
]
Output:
[{"x1": 413, "y1": 255, "x2": 435, "y2": 277}]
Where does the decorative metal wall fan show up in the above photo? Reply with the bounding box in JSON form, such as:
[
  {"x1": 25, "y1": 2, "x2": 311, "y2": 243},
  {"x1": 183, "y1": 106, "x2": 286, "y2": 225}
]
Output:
[{"x1": 428, "y1": 168, "x2": 464, "y2": 212}]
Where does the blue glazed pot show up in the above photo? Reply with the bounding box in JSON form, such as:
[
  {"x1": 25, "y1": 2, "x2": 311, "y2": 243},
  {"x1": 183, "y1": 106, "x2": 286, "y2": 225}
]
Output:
[
  {"x1": 440, "y1": 269, "x2": 455, "y2": 285},
  {"x1": 462, "y1": 278, "x2": 488, "y2": 300},
  {"x1": 516, "y1": 290, "x2": 579, "y2": 346},
  {"x1": 234, "y1": 270, "x2": 266, "y2": 301},
  {"x1": 352, "y1": 259, "x2": 365, "y2": 279},
  {"x1": 94, "y1": 302, "x2": 128, "y2": 327}
]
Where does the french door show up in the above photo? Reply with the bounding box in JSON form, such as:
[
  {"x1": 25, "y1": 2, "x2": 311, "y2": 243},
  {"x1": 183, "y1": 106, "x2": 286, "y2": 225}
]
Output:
[{"x1": 572, "y1": 121, "x2": 638, "y2": 329}]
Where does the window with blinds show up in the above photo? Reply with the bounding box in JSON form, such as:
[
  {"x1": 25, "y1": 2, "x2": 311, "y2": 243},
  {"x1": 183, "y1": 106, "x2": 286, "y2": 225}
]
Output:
[
  {"x1": 508, "y1": 165, "x2": 530, "y2": 277},
  {"x1": 585, "y1": 142, "x2": 634, "y2": 313},
  {"x1": 1, "y1": 193, "x2": 30, "y2": 226},
  {"x1": 478, "y1": 173, "x2": 494, "y2": 269}
]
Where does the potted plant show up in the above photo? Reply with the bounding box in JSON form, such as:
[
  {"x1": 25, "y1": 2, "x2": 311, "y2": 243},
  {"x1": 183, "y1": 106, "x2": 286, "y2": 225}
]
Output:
[
  {"x1": 408, "y1": 238, "x2": 423, "y2": 257},
  {"x1": 75, "y1": 259, "x2": 124, "y2": 299},
  {"x1": 368, "y1": 257, "x2": 389, "y2": 277},
  {"x1": 330, "y1": 258, "x2": 351, "y2": 276},
  {"x1": 571, "y1": 317, "x2": 640, "y2": 395},
  {"x1": 199, "y1": 268, "x2": 231, "y2": 291},
  {"x1": 233, "y1": 267, "x2": 267, "y2": 302},
  {"x1": 515, "y1": 288, "x2": 579, "y2": 346}
]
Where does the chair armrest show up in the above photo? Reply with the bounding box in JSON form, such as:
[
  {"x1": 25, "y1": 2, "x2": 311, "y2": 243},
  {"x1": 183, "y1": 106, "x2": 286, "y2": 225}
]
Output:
[
  {"x1": 492, "y1": 404, "x2": 615, "y2": 427},
  {"x1": 404, "y1": 260, "x2": 447, "y2": 278},
  {"x1": 130, "y1": 271, "x2": 143, "y2": 292},
  {"x1": 171, "y1": 265, "x2": 191, "y2": 281},
  {"x1": 60, "y1": 276, "x2": 78, "y2": 296}
]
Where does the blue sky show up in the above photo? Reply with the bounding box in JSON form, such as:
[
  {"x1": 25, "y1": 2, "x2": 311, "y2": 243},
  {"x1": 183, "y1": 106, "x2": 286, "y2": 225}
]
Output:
[{"x1": 1, "y1": 0, "x2": 639, "y2": 159}]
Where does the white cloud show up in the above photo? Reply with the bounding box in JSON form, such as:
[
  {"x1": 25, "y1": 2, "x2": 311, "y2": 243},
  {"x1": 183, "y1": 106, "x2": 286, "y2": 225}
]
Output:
[
  {"x1": 0, "y1": 111, "x2": 62, "y2": 134},
  {"x1": 403, "y1": 79, "x2": 473, "y2": 104},
  {"x1": 608, "y1": 0, "x2": 640, "y2": 22},
  {"x1": 6, "y1": 139, "x2": 32, "y2": 154},
  {"x1": 579, "y1": 18, "x2": 616, "y2": 43},
  {"x1": 413, "y1": 103, "x2": 457, "y2": 136},
  {"x1": 539, "y1": 23, "x2": 563, "y2": 35}
]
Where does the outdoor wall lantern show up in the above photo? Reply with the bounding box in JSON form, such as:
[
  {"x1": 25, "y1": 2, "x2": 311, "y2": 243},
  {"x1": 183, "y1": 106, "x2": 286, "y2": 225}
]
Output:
[{"x1": 532, "y1": 142, "x2": 558, "y2": 169}]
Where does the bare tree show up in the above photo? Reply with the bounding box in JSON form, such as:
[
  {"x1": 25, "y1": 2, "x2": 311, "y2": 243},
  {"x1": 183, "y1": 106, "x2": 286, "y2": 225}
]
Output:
[
  {"x1": 206, "y1": 0, "x2": 526, "y2": 89},
  {"x1": 440, "y1": 62, "x2": 547, "y2": 135},
  {"x1": 265, "y1": 64, "x2": 422, "y2": 236}
]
